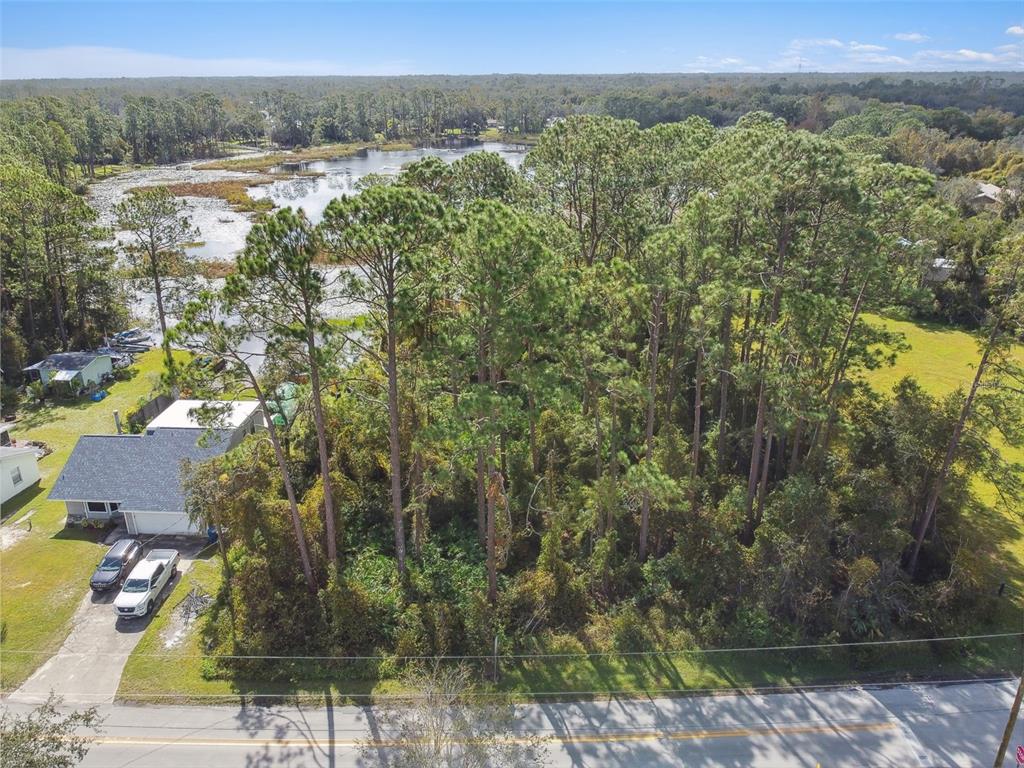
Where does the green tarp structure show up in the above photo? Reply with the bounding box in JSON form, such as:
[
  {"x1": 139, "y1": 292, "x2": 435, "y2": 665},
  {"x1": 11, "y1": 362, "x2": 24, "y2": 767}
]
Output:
[{"x1": 268, "y1": 382, "x2": 299, "y2": 427}]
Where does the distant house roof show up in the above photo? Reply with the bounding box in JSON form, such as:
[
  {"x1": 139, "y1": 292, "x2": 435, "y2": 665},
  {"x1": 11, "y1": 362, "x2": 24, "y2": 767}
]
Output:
[
  {"x1": 23, "y1": 352, "x2": 109, "y2": 373},
  {"x1": 48, "y1": 428, "x2": 232, "y2": 513},
  {"x1": 145, "y1": 399, "x2": 261, "y2": 432},
  {"x1": 975, "y1": 182, "x2": 1003, "y2": 199},
  {"x1": 925, "y1": 257, "x2": 957, "y2": 284}
]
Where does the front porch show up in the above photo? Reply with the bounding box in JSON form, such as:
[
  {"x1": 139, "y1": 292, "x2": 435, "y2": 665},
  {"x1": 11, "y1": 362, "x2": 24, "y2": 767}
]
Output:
[{"x1": 64, "y1": 499, "x2": 122, "y2": 527}]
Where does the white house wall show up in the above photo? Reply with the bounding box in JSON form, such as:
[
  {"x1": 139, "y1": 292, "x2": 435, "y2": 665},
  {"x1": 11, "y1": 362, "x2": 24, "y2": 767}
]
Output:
[
  {"x1": 82, "y1": 357, "x2": 113, "y2": 387},
  {"x1": 0, "y1": 453, "x2": 40, "y2": 505},
  {"x1": 227, "y1": 411, "x2": 265, "y2": 449}
]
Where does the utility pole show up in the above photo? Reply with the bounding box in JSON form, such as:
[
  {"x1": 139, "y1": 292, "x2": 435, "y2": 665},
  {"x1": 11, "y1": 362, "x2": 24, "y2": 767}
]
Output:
[
  {"x1": 993, "y1": 673, "x2": 1022, "y2": 767},
  {"x1": 993, "y1": 587, "x2": 1024, "y2": 768}
]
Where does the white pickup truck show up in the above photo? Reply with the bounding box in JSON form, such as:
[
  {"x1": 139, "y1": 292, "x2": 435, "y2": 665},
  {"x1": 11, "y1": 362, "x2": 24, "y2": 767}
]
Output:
[{"x1": 113, "y1": 549, "x2": 180, "y2": 619}]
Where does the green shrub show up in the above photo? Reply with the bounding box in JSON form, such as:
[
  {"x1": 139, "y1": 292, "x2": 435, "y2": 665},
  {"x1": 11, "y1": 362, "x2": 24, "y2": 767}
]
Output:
[
  {"x1": 499, "y1": 569, "x2": 557, "y2": 640},
  {"x1": 1, "y1": 384, "x2": 20, "y2": 416},
  {"x1": 394, "y1": 603, "x2": 430, "y2": 658},
  {"x1": 608, "y1": 604, "x2": 652, "y2": 652},
  {"x1": 321, "y1": 549, "x2": 404, "y2": 655},
  {"x1": 728, "y1": 604, "x2": 779, "y2": 647}
]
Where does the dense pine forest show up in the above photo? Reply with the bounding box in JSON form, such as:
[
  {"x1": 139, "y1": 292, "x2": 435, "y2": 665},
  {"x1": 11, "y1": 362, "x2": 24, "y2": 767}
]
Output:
[
  {"x1": 2, "y1": 74, "x2": 1024, "y2": 687},
  {"x1": 3, "y1": 72, "x2": 1023, "y2": 164}
]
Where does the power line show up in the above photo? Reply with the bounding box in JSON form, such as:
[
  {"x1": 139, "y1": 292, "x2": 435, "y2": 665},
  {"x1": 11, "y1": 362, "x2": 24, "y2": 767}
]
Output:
[
  {"x1": 0, "y1": 630, "x2": 1019, "y2": 660},
  {"x1": 3, "y1": 674, "x2": 1018, "y2": 702},
  {"x1": 15, "y1": 701, "x2": 1015, "y2": 729}
]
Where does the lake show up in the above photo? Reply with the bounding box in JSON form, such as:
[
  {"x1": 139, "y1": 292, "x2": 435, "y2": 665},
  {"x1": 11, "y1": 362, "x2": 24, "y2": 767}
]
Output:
[
  {"x1": 91, "y1": 141, "x2": 529, "y2": 266},
  {"x1": 248, "y1": 141, "x2": 528, "y2": 223},
  {"x1": 96, "y1": 141, "x2": 528, "y2": 344}
]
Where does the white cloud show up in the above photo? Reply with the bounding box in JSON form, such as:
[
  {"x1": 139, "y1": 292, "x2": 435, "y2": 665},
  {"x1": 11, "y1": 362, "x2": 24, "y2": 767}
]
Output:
[
  {"x1": 913, "y1": 46, "x2": 1023, "y2": 68},
  {"x1": 925, "y1": 48, "x2": 1000, "y2": 62},
  {"x1": 684, "y1": 55, "x2": 747, "y2": 72},
  {"x1": 772, "y1": 35, "x2": 1021, "y2": 72},
  {"x1": 892, "y1": 32, "x2": 929, "y2": 43},
  {"x1": 848, "y1": 41, "x2": 887, "y2": 52},
  {"x1": 849, "y1": 52, "x2": 910, "y2": 66},
  {"x1": 1006, "y1": 25, "x2": 1024, "y2": 36},
  {"x1": 789, "y1": 38, "x2": 845, "y2": 50},
  {"x1": 779, "y1": 37, "x2": 905, "y2": 70},
  {"x1": 0, "y1": 46, "x2": 416, "y2": 79}
]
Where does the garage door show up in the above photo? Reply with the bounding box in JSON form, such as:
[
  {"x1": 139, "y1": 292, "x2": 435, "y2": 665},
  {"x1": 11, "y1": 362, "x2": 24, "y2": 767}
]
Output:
[{"x1": 125, "y1": 511, "x2": 199, "y2": 535}]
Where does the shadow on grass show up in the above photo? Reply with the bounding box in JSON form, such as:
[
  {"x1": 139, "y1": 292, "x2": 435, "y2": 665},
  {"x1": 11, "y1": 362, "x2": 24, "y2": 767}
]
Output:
[
  {"x1": 51, "y1": 526, "x2": 105, "y2": 543},
  {"x1": 12, "y1": 367, "x2": 143, "y2": 433},
  {"x1": 118, "y1": 632, "x2": 1024, "y2": 713},
  {"x1": 191, "y1": 545, "x2": 218, "y2": 563},
  {"x1": 0, "y1": 482, "x2": 45, "y2": 524},
  {"x1": 960, "y1": 495, "x2": 1024, "y2": 630},
  {"x1": 872, "y1": 310, "x2": 992, "y2": 340},
  {"x1": 124, "y1": 655, "x2": 388, "y2": 708},
  {"x1": 15, "y1": 399, "x2": 93, "y2": 432}
]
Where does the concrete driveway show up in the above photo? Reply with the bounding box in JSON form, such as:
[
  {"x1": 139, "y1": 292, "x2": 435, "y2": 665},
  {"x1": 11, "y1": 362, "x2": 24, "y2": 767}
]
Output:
[{"x1": 8, "y1": 537, "x2": 208, "y2": 705}]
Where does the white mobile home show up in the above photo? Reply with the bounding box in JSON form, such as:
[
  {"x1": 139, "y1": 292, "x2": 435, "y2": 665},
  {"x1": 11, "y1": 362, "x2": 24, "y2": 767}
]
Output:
[{"x1": 0, "y1": 446, "x2": 41, "y2": 504}]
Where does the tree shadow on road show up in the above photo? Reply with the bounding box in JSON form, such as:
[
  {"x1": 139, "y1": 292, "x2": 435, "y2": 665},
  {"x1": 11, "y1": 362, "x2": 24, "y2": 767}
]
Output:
[{"x1": 237, "y1": 685, "x2": 343, "y2": 768}]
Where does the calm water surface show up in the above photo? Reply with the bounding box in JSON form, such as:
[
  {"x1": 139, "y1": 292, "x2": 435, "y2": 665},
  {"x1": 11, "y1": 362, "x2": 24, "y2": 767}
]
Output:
[
  {"x1": 249, "y1": 142, "x2": 528, "y2": 223},
  {"x1": 115, "y1": 142, "x2": 527, "y2": 349}
]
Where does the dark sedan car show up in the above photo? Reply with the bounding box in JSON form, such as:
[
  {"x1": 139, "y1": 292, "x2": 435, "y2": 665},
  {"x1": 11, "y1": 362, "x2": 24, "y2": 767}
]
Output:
[{"x1": 90, "y1": 538, "x2": 143, "y2": 591}]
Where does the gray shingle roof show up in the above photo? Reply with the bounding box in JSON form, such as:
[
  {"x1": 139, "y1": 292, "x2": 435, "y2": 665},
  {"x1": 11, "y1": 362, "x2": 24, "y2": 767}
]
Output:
[
  {"x1": 24, "y1": 352, "x2": 108, "y2": 372},
  {"x1": 48, "y1": 428, "x2": 232, "y2": 512}
]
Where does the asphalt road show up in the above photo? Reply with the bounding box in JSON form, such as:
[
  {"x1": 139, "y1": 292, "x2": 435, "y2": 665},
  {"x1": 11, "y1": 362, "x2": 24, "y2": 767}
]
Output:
[{"x1": 3, "y1": 678, "x2": 1021, "y2": 767}]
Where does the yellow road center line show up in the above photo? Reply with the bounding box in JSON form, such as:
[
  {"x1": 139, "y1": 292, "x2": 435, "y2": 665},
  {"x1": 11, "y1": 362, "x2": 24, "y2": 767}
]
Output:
[{"x1": 92, "y1": 720, "x2": 898, "y2": 749}]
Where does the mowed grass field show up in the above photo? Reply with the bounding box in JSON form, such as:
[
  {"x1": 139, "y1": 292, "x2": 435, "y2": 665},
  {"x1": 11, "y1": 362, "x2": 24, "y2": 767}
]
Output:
[
  {"x1": 113, "y1": 313, "x2": 1024, "y2": 704},
  {"x1": 862, "y1": 313, "x2": 1024, "y2": 630},
  {"x1": 0, "y1": 350, "x2": 185, "y2": 690}
]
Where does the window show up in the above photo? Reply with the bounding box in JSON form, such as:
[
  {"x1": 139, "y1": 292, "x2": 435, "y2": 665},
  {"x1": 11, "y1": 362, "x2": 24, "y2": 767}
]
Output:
[
  {"x1": 108, "y1": 502, "x2": 119, "y2": 513},
  {"x1": 87, "y1": 501, "x2": 108, "y2": 513},
  {"x1": 10, "y1": 467, "x2": 22, "y2": 486}
]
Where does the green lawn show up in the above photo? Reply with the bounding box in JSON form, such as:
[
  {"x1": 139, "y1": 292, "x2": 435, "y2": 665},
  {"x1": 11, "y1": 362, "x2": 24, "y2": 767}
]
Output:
[
  {"x1": 0, "y1": 350, "x2": 181, "y2": 690},
  {"x1": 862, "y1": 313, "x2": 1024, "y2": 631},
  {"x1": 117, "y1": 554, "x2": 231, "y2": 700},
  {"x1": 118, "y1": 555, "x2": 407, "y2": 703},
  {"x1": 113, "y1": 313, "x2": 1024, "y2": 704}
]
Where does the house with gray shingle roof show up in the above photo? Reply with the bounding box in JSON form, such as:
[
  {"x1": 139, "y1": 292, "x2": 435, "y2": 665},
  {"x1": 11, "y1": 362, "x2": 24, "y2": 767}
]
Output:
[
  {"x1": 22, "y1": 352, "x2": 113, "y2": 391},
  {"x1": 48, "y1": 400, "x2": 263, "y2": 536}
]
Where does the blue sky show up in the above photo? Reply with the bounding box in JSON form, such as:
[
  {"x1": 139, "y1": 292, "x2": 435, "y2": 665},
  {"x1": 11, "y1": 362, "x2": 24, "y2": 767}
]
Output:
[{"x1": 1, "y1": 1, "x2": 1022, "y2": 79}]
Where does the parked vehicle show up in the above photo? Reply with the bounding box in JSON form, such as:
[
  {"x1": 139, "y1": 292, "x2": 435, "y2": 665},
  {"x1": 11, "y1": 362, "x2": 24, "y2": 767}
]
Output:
[
  {"x1": 113, "y1": 549, "x2": 180, "y2": 618},
  {"x1": 113, "y1": 328, "x2": 152, "y2": 345},
  {"x1": 90, "y1": 538, "x2": 143, "y2": 591},
  {"x1": 191, "y1": 355, "x2": 227, "y2": 374}
]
